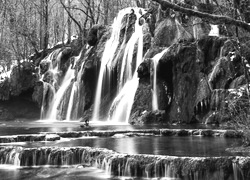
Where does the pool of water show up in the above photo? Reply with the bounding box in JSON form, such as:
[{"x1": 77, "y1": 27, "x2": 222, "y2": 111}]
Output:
[
  {"x1": 0, "y1": 136, "x2": 241, "y2": 157},
  {"x1": 0, "y1": 120, "x2": 242, "y2": 180},
  {"x1": 0, "y1": 120, "x2": 220, "y2": 136}
]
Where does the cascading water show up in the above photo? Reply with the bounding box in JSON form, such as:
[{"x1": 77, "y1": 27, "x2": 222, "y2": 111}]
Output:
[
  {"x1": 107, "y1": 9, "x2": 144, "y2": 123},
  {"x1": 46, "y1": 51, "x2": 82, "y2": 120},
  {"x1": 47, "y1": 66, "x2": 75, "y2": 120},
  {"x1": 152, "y1": 48, "x2": 169, "y2": 111},
  {"x1": 66, "y1": 82, "x2": 77, "y2": 120},
  {"x1": 64, "y1": 50, "x2": 85, "y2": 121},
  {"x1": 37, "y1": 47, "x2": 84, "y2": 121},
  {"x1": 40, "y1": 82, "x2": 55, "y2": 119},
  {"x1": 39, "y1": 51, "x2": 60, "y2": 119},
  {"x1": 92, "y1": 8, "x2": 135, "y2": 121},
  {"x1": 0, "y1": 146, "x2": 245, "y2": 179}
]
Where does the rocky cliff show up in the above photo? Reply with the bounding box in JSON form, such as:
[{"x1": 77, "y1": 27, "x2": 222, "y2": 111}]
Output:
[{"x1": 1, "y1": 3, "x2": 250, "y2": 125}]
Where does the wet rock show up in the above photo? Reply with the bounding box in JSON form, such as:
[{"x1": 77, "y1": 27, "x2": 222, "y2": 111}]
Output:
[
  {"x1": 130, "y1": 109, "x2": 166, "y2": 125},
  {"x1": 56, "y1": 131, "x2": 83, "y2": 138},
  {"x1": 0, "y1": 78, "x2": 10, "y2": 100},
  {"x1": 137, "y1": 59, "x2": 151, "y2": 78},
  {"x1": 0, "y1": 107, "x2": 14, "y2": 121},
  {"x1": 32, "y1": 81, "x2": 44, "y2": 107},
  {"x1": 40, "y1": 58, "x2": 51, "y2": 74},
  {"x1": 153, "y1": 17, "x2": 192, "y2": 47},
  {"x1": 0, "y1": 134, "x2": 46, "y2": 143},
  {"x1": 120, "y1": 11, "x2": 137, "y2": 43},
  {"x1": 42, "y1": 70, "x2": 55, "y2": 85},
  {"x1": 45, "y1": 134, "x2": 60, "y2": 141},
  {"x1": 176, "y1": 129, "x2": 189, "y2": 136},
  {"x1": 87, "y1": 25, "x2": 107, "y2": 46},
  {"x1": 224, "y1": 130, "x2": 243, "y2": 138},
  {"x1": 160, "y1": 129, "x2": 177, "y2": 136},
  {"x1": 200, "y1": 129, "x2": 214, "y2": 136},
  {"x1": 9, "y1": 64, "x2": 37, "y2": 97},
  {"x1": 143, "y1": 31, "x2": 152, "y2": 53},
  {"x1": 0, "y1": 89, "x2": 40, "y2": 120},
  {"x1": 42, "y1": 128, "x2": 242, "y2": 139}
]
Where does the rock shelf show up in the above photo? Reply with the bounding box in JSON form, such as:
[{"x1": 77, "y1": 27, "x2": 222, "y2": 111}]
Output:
[
  {"x1": 42, "y1": 128, "x2": 243, "y2": 138},
  {"x1": 0, "y1": 129, "x2": 242, "y2": 143},
  {"x1": 0, "y1": 145, "x2": 248, "y2": 179}
]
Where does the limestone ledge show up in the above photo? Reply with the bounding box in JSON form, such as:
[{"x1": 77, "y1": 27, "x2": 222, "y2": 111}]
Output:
[
  {"x1": 0, "y1": 134, "x2": 60, "y2": 143},
  {"x1": 0, "y1": 146, "x2": 249, "y2": 179},
  {"x1": 0, "y1": 129, "x2": 242, "y2": 143},
  {"x1": 42, "y1": 128, "x2": 243, "y2": 138}
]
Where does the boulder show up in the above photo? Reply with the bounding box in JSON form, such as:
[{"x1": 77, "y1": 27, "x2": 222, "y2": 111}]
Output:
[
  {"x1": 130, "y1": 109, "x2": 166, "y2": 125},
  {"x1": 87, "y1": 25, "x2": 107, "y2": 46}
]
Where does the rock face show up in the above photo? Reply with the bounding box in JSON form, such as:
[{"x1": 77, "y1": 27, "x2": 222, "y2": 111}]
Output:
[
  {"x1": 0, "y1": 61, "x2": 38, "y2": 101},
  {"x1": 0, "y1": 89, "x2": 40, "y2": 120},
  {"x1": 130, "y1": 34, "x2": 247, "y2": 124},
  {"x1": 0, "y1": 61, "x2": 40, "y2": 120}
]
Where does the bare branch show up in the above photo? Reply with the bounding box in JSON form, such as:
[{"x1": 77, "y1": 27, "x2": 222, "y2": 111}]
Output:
[
  {"x1": 152, "y1": 0, "x2": 250, "y2": 32},
  {"x1": 60, "y1": 0, "x2": 82, "y2": 33}
]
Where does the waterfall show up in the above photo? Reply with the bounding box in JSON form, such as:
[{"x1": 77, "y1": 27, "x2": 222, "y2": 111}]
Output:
[
  {"x1": 64, "y1": 50, "x2": 85, "y2": 121},
  {"x1": 92, "y1": 8, "x2": 132, "y2": 121},
  {"x1": 47, "y1": 66, "x2": 75, "y2": 120},
  {"x1": 40, "y1": 82, "x2": 55, "y2": 119},
  {"x1": 233, "y1": 162, "x2": 243, "y2": 180},
  {"x1": 152, "y1": 48, "x2": 169, "y2": 111},
  {"x1": 107, "y1": 9, "x2": 144, "y2": 123},
  {"x1": 92, "y1": 8, "x2": 144, "y2": 122},
  {"x1": 39, "y1": 49, "x2": 83, "y2": 121},
  {"x1": 39, "y1": 50, "x2": 61, "y2": 119},
  {"x1": 209, "y1": 24, "x2": 219, "y2": 37},
  {"x1": 65, "y1": 82, "x2": 77, "y2": 121}
]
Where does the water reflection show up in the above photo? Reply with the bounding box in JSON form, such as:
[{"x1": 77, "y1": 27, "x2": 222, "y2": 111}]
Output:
[
  {"x1": 3, "y1": 136, "x2": 239, "y2": 157},
  {"x1": 0, "y1": 119, "x2": 222, "y2": 136}
]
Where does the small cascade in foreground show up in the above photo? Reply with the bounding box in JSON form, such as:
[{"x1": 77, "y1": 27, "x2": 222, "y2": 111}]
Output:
[
  {"x1": 152, "y1": 48, "x2": 169, "y2": 111},
  {"x1": 0, "y1": 146, "x2": 247, "y2": 179}
]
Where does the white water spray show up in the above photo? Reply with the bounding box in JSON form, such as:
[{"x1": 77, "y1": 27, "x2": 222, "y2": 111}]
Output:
[
  {"x1": 152, "y1": 48, "x2": 169, "y2": 111},
  {"x1": 47, "y1": 66, "x2": 75, "y2": 120},
  {"x1": 108, "y1": 9, "x2": 144, "y2": 123},
  {"x1": 66, "y1": 82, "x2": 77, "y2": 120},
  {"x1": 92, "y1": 8, "x2": 143, "y2": 121}
]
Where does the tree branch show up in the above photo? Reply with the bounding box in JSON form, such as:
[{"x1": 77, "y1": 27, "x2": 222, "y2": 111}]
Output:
[
  {"x1": 152, "y1": 0, "x2": 250, "y2": 32},
  {"x1": 68, "y1": 6, "x2": 92, "y2": 19},
  {"x1": 60, "y1": 0, "x2": 82, "y2": 33}
]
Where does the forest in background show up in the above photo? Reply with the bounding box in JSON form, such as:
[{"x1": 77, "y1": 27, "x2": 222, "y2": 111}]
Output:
[
  {"x1": 0, "y1": 0, "x2": 249, "y2": 72},
  {"x1": 0, "y1": 0, "x2": 150, "y2": 70}
]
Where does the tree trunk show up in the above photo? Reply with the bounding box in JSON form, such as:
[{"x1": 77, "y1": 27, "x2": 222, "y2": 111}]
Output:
[
  {"x1": 40, "y1": 0, "x2": 44, "y2": 50},
  {"x1": 104, "y1": 1, "x2": 109, "y2": 25},
  {"x1": 44, "y1": 0, "x2": 49, "y2": 50},
  {"x1": 67, "y1": 0, "x2": 71, "y2": 43},
  {"x1": 40, "y1": 0, "x2": 49, "y2": 51}
]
